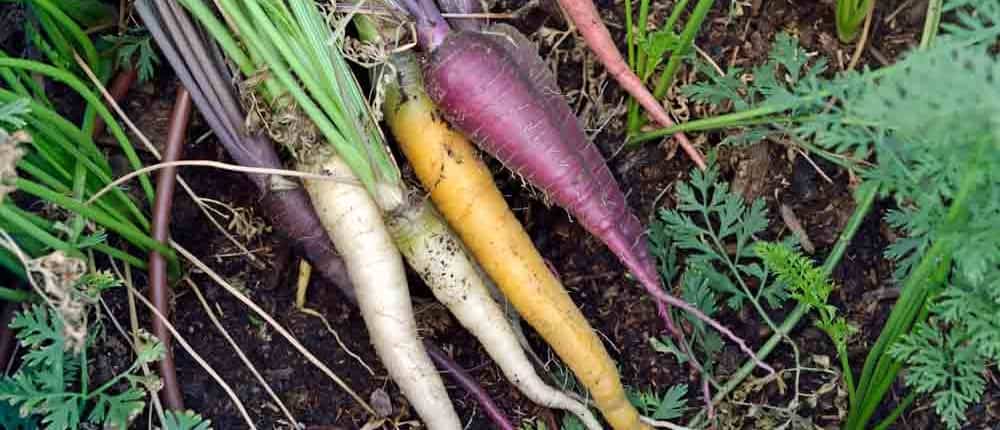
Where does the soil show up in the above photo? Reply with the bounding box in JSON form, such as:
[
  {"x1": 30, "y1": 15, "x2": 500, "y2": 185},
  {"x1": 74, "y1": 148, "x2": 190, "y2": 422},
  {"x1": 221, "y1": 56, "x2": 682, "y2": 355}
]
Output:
[{"x1": 7, "y1": 0, "x2": 999, "y2": 429}]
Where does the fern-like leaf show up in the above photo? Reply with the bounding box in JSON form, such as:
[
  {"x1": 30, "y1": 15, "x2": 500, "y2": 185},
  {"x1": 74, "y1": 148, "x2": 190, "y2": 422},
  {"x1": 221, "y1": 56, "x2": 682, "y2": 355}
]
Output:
[{"x1": 161, "y1": 410, "x2": 213, "y2": 430}]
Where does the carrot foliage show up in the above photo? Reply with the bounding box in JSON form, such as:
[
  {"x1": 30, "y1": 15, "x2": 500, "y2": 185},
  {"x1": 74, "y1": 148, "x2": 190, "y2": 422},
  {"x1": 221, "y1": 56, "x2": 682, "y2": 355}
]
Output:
[
  {"x1": 647, "y1": 1, "x2": 999, "y2": 428},
  {"x1": 648, "y1": 160, "x2": 785, "y2": 377}
]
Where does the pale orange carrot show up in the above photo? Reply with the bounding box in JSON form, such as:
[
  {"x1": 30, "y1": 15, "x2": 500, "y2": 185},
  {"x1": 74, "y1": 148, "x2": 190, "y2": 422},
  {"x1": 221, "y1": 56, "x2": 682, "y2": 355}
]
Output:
[{"x1": 554, "y1": 0, "x2": 707, "y2": 170}]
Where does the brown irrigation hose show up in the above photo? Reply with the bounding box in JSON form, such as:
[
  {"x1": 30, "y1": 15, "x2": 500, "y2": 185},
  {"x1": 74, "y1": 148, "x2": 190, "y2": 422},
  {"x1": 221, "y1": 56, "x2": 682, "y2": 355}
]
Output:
[
  {"x1": 91, "y1": 68, "x2": 138, "y2": 138},
  {"x1": 148, "y1": 86, "x2": 191, "y2": 410}
]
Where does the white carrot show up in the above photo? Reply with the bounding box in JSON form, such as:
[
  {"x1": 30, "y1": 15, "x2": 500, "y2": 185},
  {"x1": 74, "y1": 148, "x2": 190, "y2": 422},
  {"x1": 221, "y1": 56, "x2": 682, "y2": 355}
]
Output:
[{"x1": 300, "y1": 149, "x2": 461, "y2": 430}]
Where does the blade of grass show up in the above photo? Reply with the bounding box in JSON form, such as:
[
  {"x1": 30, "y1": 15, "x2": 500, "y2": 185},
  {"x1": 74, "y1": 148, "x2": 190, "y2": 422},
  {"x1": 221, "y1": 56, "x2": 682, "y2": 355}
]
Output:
[
  {"x1": 651, "y1": 0, "x2": 713, "y2": 104},
  {"x1": 0, "y1": 286, "x2": 32, "y2": 302},
  {"x1": 3, "y1": 101, "x2": 149, "y2": 230},
  {"x1": 28, "y1": 0, "x2": 100, "y2": 67},
  {"x1": 0, "y1": 204, "x2": 77, "y2": 255},
  {"x1": 0, "y1": 59, "x2": 155, "y2": 204},
  {"x1": 14, "y1": 178, "x2": 171, "y2": 257}
]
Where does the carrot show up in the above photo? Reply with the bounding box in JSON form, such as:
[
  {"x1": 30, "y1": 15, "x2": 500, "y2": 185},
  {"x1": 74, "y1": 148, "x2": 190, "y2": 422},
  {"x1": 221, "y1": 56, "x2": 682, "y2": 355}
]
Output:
[
  {"x1": 380, "y1": 47, "x2": 643, "y2": 430},
  {"x1": 135, "y1": 0, "x2": 354, "y2": 297},
  {"x1": 386, "y1": 190, "x2": 603, "y2": 430},
  {"x1": 551, "y1": 0, "x2": 707, "y2": 170},
  {"x1": 300, "y1": 149, "x2": 462, "y2": 430}
]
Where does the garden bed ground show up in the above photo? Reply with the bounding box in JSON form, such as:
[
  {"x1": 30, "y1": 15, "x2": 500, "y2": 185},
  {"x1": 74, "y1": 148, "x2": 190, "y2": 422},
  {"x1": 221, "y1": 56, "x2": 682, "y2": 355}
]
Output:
[{"x1": 26, "y1": 0, "x2": 999, "y2": 428}]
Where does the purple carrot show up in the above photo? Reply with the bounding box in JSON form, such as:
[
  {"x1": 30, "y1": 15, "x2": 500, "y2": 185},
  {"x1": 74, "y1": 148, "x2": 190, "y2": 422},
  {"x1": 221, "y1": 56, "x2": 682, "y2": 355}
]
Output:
[{"x1": 480, "y1": 21, "x2": 684, "y2": 338}]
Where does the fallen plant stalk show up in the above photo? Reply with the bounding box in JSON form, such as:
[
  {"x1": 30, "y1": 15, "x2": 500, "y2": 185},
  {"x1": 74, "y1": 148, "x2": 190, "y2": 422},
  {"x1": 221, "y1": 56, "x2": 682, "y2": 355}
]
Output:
[
  {"x1": 73, "y1": 53, "x2": 262, "y2": 271},
  {"x1": 85, "y1": 160, "x2": 358, "y2": 205},
  {"x1": 187, "y1": 277, "x2": 299, "y2": 425},
  {"x1": 171, "y1": 239, "x2": 376, "y2": 415}
]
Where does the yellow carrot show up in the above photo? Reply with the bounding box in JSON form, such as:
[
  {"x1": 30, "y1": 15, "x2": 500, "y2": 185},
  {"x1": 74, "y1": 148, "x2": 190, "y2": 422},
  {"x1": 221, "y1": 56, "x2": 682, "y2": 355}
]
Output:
[{"x1": 383, "y1": 52, "x2": 649, "y2": 430}]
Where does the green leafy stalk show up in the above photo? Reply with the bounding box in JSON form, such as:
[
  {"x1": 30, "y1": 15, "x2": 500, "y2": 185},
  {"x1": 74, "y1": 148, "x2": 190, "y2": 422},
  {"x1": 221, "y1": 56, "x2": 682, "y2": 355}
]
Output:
[
  {"x1": 24, "y1": 0, "x2": 101, "y2": 71},
  {"x1": 835, "y1": 0, "x2": 875, "y2": 43},
  {"x1": 178, "y1": 0, "x2": 399, "y2": 195},
  {"x1": 0, "y1": 59, "x2": 154, "y2": 203},
  {"x1": 919, "y1": 0, "x2": 944, "y2": 48},
  {"x1": 756, "y1": 242, "x2": 858, "y2": 403},
  {"x1": 847, "y1": 139, "x2": 990, "y2": 429},
  {"x1": 0, "y1": 286, "x2": 165, "y2": 430},
  {"x1": 14, "y1": 178, "x2": 171, "y2": 257},
  {"x1": 22, "y1": 0, "x2": 113, "y2": 133},
  {"x1": 0, "y1": 285, "x2": 33, "y2": 302},
  {"x1": 102, "y1": 29, "x2": 161, "y2": 83},
  {"x1": 0, "y1": 91, "x2": 150, "y2": 234},
  {"x1": 626, "y1": 0, "x2": 713, "y2": 135}
]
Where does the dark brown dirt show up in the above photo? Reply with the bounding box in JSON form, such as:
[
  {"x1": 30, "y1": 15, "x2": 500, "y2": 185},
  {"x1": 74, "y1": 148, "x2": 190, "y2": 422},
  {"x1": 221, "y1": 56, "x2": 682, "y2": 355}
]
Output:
[{"x1": 77, "y1": 1, "x2": 997, "y2": 430}]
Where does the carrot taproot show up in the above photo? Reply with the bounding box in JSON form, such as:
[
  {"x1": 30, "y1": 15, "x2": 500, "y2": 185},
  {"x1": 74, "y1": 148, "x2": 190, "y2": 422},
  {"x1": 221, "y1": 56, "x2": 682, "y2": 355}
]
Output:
[
  {"x1": 300, "y1": 149, "x2": 463, "y2": 430},
  {"x1": 382, "y1": 49, "x2": 645, "y2": 430},
  {"x1": 386, "y1": 196, "x2": 603, "y2": 430}
]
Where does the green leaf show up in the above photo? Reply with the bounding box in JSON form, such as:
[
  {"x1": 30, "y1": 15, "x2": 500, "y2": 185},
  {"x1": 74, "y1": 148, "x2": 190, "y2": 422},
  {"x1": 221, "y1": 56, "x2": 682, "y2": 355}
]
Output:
[
  {"x1": 38, "y1": 394, "x2": 81, "y2": 430},
  {"x1": 101, "y1": 30, "x2": 160, "y2": 83},
  {"x1": 57, "y1": 0, "x2": 117, "y2": 28},
  {"x1": 10, "y1": 305, "x2": 64, "y2": 368},
  {"x1": 162, "y1": 410, "x2": 213, "y2": 430},
  {"x1": 89, "y1": 389, "x2": 145, "y2": 430},
  {"x1": 0, "y1": 99, "x2": 31, "y2": 128},
  {"x1": 652, "y1": 384, "x2": 688, "y2": 420},
  {"x1": 681, "y1": 62, "x2": 748, "y2": 110},
  {"x1": 650, "y1": 336, "x2": 689, "y2": 364},
  {"x1": 768, "y1": 33, "x2": 809, "y2": 81},
  {"x1": 559, "y1": 414, "x2": 585, "y2": 430},
  {"x1": 638, "y1": 27, "x2": 681, "y2": 68},
  {"x1": 626, "y1": 385, "x2": 688, "y2": 420},
  {"x1": 890, "y1": 321, "x2": 986, "y2": 430},
  {"x1": 0, "y1": 399, "x2": 38, "y2": 429}
]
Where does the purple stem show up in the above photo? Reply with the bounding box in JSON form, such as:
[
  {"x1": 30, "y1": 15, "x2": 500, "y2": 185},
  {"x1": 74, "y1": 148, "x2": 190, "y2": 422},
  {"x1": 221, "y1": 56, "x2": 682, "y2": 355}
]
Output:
[
  {"x1": 396, "y1": 0, "x2": 452, "y2": 50},
  {"x1": 424, "y1": 341, "x2": 516, "y2": 430},
  {"x1": 436, "y1": 0, "x2": 486, "y2": 31}
]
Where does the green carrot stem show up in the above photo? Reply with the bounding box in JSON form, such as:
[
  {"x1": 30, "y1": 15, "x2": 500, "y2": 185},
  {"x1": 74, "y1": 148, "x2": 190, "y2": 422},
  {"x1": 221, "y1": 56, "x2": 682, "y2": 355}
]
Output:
[
  {"x1": 0, "y1": 59, "x2": 155, "y2": 204},
  {"x1": 0, "y1": 286, "x2": 32, "y2": 303},
  {"x1": 15, "y1": 179, "x2": 172, "y2": 258}
]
